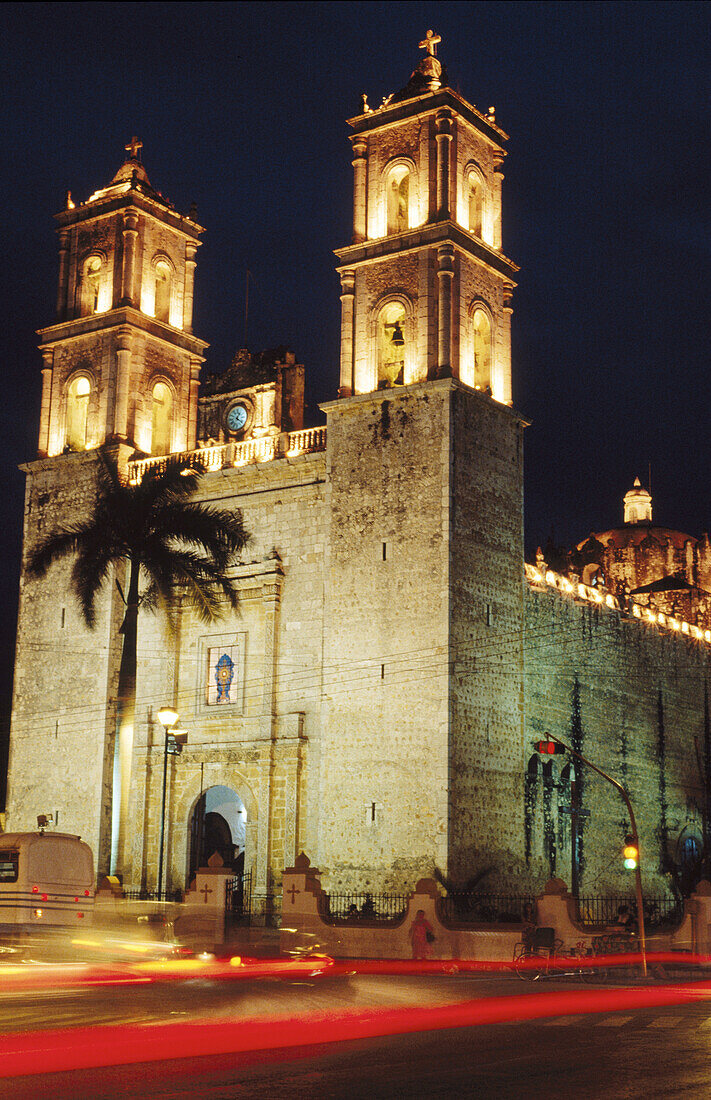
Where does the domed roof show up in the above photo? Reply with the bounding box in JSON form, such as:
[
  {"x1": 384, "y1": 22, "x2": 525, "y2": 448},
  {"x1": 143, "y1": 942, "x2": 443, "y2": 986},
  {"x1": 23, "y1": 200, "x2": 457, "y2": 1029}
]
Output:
[
  {"x1": 111, "y1": 157, "x2": 151, "y2": 187},
  {"x1": 391, "y1": 30, "x2": 448, "y2": 104},
  {"x1": 579, "y1": 526, "x2": 698, "y2": 553},
  {"x1": 111, "y1": 135, "x2": 151, "y2": 186},
  {"x1": 576, "y1": 477, "x2": 697, "y2": 552}
]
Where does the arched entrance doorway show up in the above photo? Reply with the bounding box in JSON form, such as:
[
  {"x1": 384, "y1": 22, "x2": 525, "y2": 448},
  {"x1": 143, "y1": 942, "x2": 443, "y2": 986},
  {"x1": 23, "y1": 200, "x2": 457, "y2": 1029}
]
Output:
[{"x1": 188, "y1": 785, "x2": 246, "y2": 883}]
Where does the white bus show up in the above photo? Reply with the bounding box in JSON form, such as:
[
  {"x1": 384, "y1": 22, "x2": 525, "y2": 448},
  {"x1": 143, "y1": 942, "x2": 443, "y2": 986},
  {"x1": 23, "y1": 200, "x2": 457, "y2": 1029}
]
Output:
[{"x1": 0, "y1": 831, "x2": 94, "y2": 930}]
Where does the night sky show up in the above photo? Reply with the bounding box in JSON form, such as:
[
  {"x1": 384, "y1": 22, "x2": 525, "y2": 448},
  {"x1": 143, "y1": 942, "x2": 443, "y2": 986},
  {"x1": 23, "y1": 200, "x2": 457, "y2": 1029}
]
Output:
[{"x1": 1, "y1": 2, "x2": 710, "y2": 751}]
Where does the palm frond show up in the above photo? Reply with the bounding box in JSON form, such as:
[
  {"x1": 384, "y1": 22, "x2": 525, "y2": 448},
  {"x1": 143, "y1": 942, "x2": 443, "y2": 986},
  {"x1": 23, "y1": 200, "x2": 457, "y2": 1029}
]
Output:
[
  {"x1": 27, "y1": 525, "x2": 93, "y2": 577},
  {"x1": 71, "y1": 542, "x2": 119, "y2": 628},
  {"x1": 154, "y1": 501, "x2": 249, "y2": 565},
  {"x1": 141, "y1": 544, "x2": 240, "y2": 624},
  {"x1": 33, "y1": 450, "x2": 245, "y2": 632}
]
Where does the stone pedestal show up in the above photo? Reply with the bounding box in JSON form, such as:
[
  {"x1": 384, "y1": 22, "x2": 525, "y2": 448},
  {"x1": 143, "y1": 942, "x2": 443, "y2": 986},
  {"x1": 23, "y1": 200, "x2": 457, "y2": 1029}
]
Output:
[{"x1": 179, "y1": 853, "x2": 234, "y2": 949}]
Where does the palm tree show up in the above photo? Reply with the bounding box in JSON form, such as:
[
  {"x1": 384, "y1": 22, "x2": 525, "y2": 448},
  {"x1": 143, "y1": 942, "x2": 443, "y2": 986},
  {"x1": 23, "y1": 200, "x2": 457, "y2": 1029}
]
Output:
[{"x1": 28, "y1": 453, "x2": 250, "y2": 877}]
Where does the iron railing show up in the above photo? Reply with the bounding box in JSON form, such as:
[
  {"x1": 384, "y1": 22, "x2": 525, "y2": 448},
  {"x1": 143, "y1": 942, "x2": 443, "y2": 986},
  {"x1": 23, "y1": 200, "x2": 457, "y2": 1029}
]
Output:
[
  {"x1": 438, "y1": 893, "x2": 536, "y2": 925},
  {"x1": 324, "y1": 892, "x2": 409, "y2": 923},
  {"x1": 225, "y1": 870, "x2": 252, "y2": 923},
  {"x1": 122, "y1": 888, "x2": 183, "y2": 903},
  {"x1": 575, "y1": 895, "x2": 684, "y2": 929}
]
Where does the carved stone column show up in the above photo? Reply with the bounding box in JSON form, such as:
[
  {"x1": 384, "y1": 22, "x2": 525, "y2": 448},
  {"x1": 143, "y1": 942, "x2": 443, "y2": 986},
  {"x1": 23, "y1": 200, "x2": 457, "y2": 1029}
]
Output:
[
  {"x1": 114, "y1": 327, "x2": 133, "y2": 440},
  {"x1": 437, "y1": 243, "x2": 454, "y2": 377},
  {"x1": 183, "y1": 241, "x2": 198, "y2": 333},
  {"x1": 492, "y1": 150, "x2": 506, "y2": 251},
  {"x1": 38, "y1": 350, "x2": 53, "y2": 456},
  {"x1": 339, "y1": 270, "x2": 355, "y2": 397},
  {"x1": 186, "y1": 355, "x2": 202, "y2": 450},
  {"x1": 56, "y1": 231, "x2": 70, "y2": 321},
  {"x1": 350, "y1": 138, "x2": 368, "y2": 244},
  {"x1": 501, "y1": 282, "x2": 514, "y2": 405},
  {"x1": 435, "y1": 109, "x2": 453, "y2": 220},
  {"x1": 261, "y1": 576, "x2": 282, "y2": 898},
  {"x1": 120, "y1": 209, "x2": 139, "y2": 307}
]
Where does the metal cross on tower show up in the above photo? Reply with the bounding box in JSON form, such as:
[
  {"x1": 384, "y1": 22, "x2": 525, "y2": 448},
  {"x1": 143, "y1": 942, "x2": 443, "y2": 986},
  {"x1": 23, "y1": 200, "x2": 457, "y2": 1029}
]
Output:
[
  {"x1": 419, "y1": 29, "x2": 441, "y2": 56},
  {"x1": 125, "y1": 135, "x2": 143, "y2": 159}
]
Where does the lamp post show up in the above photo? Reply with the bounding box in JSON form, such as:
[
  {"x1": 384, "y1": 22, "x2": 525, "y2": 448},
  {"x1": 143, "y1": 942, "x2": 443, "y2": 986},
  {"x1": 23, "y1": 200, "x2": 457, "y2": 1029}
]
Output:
[{"x1": 156, "y1": 706, "x2": 187, "y2": 897}]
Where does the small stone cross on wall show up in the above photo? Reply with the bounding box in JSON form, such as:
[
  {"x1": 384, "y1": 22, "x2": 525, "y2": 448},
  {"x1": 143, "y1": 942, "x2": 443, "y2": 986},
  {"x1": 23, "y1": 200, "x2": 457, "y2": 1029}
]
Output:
[
  {"x1": 286, "y1": 884, "x2": 300, "y2": 904},
  {"x1": 199, "y1": 883, "x2": 213, "y2": 904}
]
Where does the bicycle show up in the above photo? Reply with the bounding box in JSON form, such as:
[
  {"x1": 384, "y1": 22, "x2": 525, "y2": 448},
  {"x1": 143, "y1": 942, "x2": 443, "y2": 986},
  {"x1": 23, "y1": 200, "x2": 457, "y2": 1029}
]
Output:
[{"x1": 513, "y1": 928, "x2": 597, "y2": 982}]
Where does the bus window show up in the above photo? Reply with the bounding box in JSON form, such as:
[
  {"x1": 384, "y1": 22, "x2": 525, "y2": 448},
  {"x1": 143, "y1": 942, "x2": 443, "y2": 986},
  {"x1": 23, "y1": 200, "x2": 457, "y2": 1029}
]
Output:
[{"x1": 0, "y1": 851, "x2": 19, "y2": 882}]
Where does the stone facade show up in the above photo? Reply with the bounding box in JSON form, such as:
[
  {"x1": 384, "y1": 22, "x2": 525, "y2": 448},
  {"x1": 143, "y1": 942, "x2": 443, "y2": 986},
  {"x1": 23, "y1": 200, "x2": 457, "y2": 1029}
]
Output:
[{"x1": 7, "y1": 40, "x2": 710, "y2": 911}]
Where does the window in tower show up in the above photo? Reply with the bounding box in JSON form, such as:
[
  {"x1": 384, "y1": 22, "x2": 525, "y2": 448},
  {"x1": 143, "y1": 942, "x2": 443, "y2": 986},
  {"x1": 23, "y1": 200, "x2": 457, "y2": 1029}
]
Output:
[
  {"x1": 386, "y1": 164, "x2": 410, "y2": 235},
  {"x1": 472, "y1": 308, "x2": 492, "y2": 391},
  {"x1": 467, "y1": 171, "x2": 483, "y2": 237},
  {"x1": 65, "y1": 376, "x2": 91, "y2": 451},
  {"x1": 81, "y1": 256, "x2": 102, "y2": 316},
  {"x1": 151, "y1": 380, "x2": 173, "y2": 455},
  {"x1": 377, "y1": 301, "x2": 407, "y2": 388},
  {"x1": 154, "y1": 261, "x2": 172, "y2": 323}
]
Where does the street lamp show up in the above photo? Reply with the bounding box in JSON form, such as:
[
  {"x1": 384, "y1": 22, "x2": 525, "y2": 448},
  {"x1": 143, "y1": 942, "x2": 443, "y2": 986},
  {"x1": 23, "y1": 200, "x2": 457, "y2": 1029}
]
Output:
[{"x1": 156, "y1": 707, "x2": 188, "y2": 897}]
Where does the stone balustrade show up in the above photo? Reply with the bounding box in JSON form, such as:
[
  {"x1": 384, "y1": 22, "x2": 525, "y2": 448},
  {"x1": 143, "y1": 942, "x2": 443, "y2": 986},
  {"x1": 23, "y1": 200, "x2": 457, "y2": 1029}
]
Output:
[
  {"x1": 526, "y1": 562, "x2": 711, "y2": 646},
  {"x1": 128, "y1": 426, "x2": 327, "y2": 484}
]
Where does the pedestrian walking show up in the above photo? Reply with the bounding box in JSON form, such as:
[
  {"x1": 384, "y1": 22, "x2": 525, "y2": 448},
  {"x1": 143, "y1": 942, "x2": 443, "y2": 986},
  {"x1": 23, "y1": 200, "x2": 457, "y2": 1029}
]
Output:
[{"x1": 409, "y1": 908, "x2": 435, "y2": 959}]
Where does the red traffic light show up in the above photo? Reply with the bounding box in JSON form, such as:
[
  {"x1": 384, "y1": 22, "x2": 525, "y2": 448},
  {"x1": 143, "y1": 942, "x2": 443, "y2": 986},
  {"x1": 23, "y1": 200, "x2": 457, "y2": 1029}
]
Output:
[{"x1": 535, "y1": 740, "x2": 566, "y2": 755}]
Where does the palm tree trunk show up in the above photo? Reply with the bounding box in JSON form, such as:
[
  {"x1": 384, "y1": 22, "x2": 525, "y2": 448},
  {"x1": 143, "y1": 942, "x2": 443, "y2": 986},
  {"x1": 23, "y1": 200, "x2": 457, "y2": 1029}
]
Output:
[{"x1": 110, "y1": 557, "x2": 140, "y2": 877}]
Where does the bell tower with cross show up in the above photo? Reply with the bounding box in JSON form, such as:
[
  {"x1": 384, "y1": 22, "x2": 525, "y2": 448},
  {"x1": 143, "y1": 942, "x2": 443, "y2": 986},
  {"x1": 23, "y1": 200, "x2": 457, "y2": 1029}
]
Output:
[
  {"x1": 319, "y1": 36, "x2": 528, "y2": 891},
  {"x1": 335, "y1": 31, "x2": 516, "y2": 399},
  {"x1": 36, "y1": 138, "x2": 207, "y2": 462}
]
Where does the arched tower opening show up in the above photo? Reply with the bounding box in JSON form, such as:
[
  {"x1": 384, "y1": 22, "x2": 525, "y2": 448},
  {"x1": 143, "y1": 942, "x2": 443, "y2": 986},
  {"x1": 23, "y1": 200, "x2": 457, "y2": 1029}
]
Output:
[
  {"x1": 65, "y1": 375, "x2": 91, "y2": 451},
  {"x1": 377, "y1": 300, "x2": 407, "y2": 388},
  {"x1": 150, "y1": 380, "x2": 173, "y2": 455}
]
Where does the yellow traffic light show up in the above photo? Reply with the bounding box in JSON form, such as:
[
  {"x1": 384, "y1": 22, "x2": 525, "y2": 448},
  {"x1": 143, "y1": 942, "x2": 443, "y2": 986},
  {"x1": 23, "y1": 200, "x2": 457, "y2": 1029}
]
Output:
[{"x1": 623, "y1": 837, "x2": 638, "y2": 869}]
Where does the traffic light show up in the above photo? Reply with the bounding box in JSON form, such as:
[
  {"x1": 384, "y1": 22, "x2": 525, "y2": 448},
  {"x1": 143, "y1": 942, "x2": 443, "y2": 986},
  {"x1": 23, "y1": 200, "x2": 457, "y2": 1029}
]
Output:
[
  {"x1": 623, "y1": 835, "x2": 639, "y2": 870},
  {"x1": 534, "y1": 739, "x2": 566, "y2": 755}
]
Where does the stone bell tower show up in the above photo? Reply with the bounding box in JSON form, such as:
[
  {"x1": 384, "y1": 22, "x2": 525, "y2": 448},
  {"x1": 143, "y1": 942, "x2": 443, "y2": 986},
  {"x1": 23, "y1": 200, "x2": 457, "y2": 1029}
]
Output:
[
  {"x1": 319, "y1": 35, "x2": 527, "y2": 892},
  {"x1": 7, "y1": 141, "x2": 208, "y2": 871},
  {"x1": 37, "y1": 138, "x2": 207, "y2": 460},
  {"x1": 335, "y1": 29, "x2": 517, "y2": 402}
]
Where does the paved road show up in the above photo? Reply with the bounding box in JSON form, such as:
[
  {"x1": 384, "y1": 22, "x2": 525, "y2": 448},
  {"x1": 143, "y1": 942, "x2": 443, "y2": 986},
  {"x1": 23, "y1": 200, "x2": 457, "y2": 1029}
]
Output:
[{"x1": 3, "y1": 973, "x2": 711, "y2": 1097}]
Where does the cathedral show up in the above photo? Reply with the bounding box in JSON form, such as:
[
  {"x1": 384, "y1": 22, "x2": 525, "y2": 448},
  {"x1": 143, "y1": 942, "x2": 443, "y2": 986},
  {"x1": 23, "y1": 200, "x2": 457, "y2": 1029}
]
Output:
[{"x1": 7, "y1": 36, "x2": 710, "y2": 910}]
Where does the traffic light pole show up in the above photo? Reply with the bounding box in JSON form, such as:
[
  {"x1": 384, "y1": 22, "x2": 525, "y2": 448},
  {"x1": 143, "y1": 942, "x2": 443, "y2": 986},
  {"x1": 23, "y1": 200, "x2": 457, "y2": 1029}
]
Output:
[{"x1": 547, "y1": 736, "x2": 647, "y2": 978}]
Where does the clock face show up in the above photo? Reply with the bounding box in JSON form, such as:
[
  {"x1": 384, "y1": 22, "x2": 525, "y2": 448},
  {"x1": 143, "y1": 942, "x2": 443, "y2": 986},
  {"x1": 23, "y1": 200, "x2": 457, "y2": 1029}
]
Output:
[{"x1": 226, "y1": 402, "x2": 249, "y2": 434}]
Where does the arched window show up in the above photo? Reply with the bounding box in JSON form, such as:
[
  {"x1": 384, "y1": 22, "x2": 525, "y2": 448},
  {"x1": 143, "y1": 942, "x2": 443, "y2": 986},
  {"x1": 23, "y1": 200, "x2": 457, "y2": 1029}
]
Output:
[
  {"x1": 386, "y1": 164, "x2": 410, "y2": 235},
  {"x1": 81, "y1": 256, "x2": 102, "y2": 316},
  {"x1": 467, "y1": 171, "x2": 483, "y2": 237},
  {"x1": 472, "y1": 308, "x2": 492, "y2": 390},
  {"x1": 65, "y1": 376, "x2": 91, "y2": 451},
  {"x1": 154, "y1": 261, "x2": 172, "y2": 323},
  {"x1": 377, "y1": 301, "x2": 407, "y2": 388},
  {"x1": 151, "y1": 381, "x2": 173, "y2": 455}
]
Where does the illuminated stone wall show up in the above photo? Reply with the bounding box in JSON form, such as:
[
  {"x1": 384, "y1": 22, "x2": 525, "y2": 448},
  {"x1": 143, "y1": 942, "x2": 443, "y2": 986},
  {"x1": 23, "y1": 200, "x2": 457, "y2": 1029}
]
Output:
[
  {"x1": 124, "y1": 450, "x2": 328, "y2": 895},
  {"x1": 318, "y1": 383, "x2": 451, "y2": 891},
  {"x1": 316, "y1": 380, "x2": 526, "y2": 893},
  {"x1": 7, "y1": 452, "x2": 125, "y2": 864},
  {"x1": 448, "y1": 386, "x2": 525, "y2": 888},
  {"x1": 9, "y1": 409, "x2": 711, "y2": 903},
  {"x1": 524, "y1": 582, "x2": 711, "y2": 896}
]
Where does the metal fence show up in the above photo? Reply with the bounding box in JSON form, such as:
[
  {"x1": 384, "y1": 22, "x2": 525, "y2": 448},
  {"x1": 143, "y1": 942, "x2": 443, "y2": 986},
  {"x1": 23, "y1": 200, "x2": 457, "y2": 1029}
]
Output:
[
  {"x1": 438, "y1": 893, "x2": 536, "y2": 925},
  {"x1": 225, "y1": 871, "x2": 252, "y2": 924},
  {"x1": 122, "y1": 887, "x2": 183, "y2": 903},
  {"x1": 324, "y1": 892, "x2": 410, "y2": 923},
  {"x1": 575, "y1": 895, "x2": 684, "y2": 929}
]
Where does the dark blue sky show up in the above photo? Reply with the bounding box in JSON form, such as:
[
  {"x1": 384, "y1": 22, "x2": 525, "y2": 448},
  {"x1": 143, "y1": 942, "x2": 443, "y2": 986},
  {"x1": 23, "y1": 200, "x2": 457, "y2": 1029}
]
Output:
[{"x1": 1, "y1": 1, "x2": 710, "y2": 727}]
